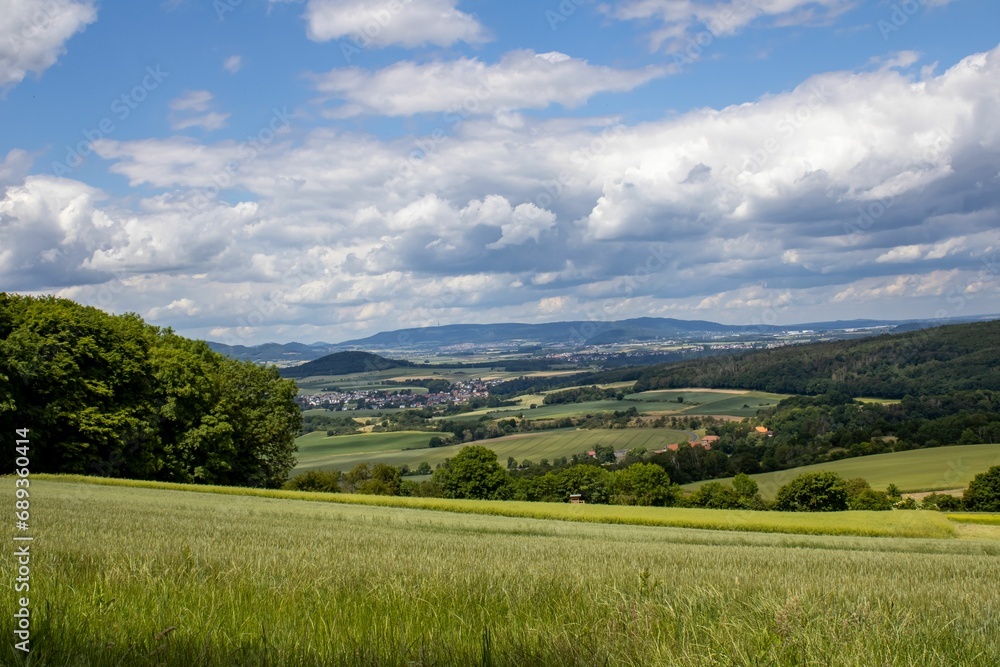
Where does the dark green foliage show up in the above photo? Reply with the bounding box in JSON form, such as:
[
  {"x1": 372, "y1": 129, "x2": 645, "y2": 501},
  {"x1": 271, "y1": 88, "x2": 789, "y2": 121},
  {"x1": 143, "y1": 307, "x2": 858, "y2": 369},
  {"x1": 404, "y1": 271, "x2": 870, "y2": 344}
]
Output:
[
  {"x1": 732, "y1": 473, "x2": 758, "y2": 499},
  {"x1": 849, "y1": 489, "x2": 893, "y2": 511},
  {"x1": 963, "y1": 466, "x2": 1000, "y2": 512},
  {"x1": 0, "y1": 294, "x2": 300, "y2": 487},
  {"x1": 358, "y1": 463, "x2": 403, "y2": 496},
  {"x1": 688, "y1": 482, "x2": 743, "y2": 509},
  {"x1": 920, "y1": 493, "x2": 964, "y2": 511},
  {"x1": 612, "y1": 463, "x2": 676, "y2": 506},
  {"x1": 542, "y1": 385, "x2": 619, "y2": 405},
  {"x1": 774, "y1": 472, "x2": 849, "y2": 512},
  {"x1": 433, "y1": 446, "x2": 513, "y2": 500},
  {"x1": 283, "y1": 470, "x2": 342, "y2": 493},
  {"x1": 280, "y1": 351, "x2": 413, "y2": 378},
  {"x1": 631, "y1": 321, "x2": 1000, "y2": 398}
]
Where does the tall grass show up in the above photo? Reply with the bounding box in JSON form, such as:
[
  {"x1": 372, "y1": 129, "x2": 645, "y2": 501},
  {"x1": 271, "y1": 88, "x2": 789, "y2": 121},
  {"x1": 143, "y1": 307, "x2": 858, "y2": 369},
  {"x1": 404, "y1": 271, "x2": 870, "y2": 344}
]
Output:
[
  {"x1": 1, "y1": 478, "x2": 998, "y2": 666},
  {"x1": 33, "y1": 474, "x2": 955, "y2": 538}
]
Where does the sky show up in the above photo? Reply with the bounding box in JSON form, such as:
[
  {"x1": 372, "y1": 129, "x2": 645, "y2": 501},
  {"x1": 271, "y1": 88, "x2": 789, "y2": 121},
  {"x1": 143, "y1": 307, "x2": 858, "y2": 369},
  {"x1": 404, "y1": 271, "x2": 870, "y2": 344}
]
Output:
[{"x1": 1, "y1": 0, "x2": 999, "y2": 345}]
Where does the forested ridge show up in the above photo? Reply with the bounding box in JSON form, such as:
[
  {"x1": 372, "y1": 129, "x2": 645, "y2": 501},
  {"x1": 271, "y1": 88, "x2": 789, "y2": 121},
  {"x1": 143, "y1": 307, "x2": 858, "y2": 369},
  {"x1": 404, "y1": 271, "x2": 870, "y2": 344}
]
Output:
[
  {"x1": 631, "y1": 320, "x2": 1000, "y2": 397},
  {"x1": 0, "y1": 294, "x2": 300, "y2": 487}
]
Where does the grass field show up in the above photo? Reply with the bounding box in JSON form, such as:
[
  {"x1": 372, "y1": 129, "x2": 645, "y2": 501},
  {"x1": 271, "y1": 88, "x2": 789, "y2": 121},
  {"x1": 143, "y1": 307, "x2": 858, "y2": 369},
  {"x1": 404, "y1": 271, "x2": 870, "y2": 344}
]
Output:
[
  {"x1": 293, "y1": 428, "x2": 690, "y2": 473},
  {"x1": 627, "y1": 389, "x2": 789, "y2": 417},
  {"x1": 683, "y1": 444, "x2": 1000, "y2": 497},
  {"x1": 5, "y1": 476, "x2": 999, "y2": 666},
  {"x1": 296, "y1": 431, "x2": 439, "y2": 467}
]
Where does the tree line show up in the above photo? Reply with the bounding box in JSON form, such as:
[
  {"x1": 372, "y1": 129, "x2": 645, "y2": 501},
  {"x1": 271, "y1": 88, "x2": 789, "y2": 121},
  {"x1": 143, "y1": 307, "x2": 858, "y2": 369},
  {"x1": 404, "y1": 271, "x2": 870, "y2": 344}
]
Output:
[
  {"x1": 627, "y1": 321, "x2": 1000, "y2": 398},
  {"x1": 285, "y1": 444, "x2": 1000, "y2": 512}
]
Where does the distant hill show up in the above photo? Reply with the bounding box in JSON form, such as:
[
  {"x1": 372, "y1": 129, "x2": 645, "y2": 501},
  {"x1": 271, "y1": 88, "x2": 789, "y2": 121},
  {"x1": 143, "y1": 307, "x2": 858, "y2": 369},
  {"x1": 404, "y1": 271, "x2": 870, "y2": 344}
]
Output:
[
  {"x1": 208, "y1": 315, "x2": 998, "y2": 362},
  {"x1": 335, "y1": 317, "x2": 783, "y2": 349},
  {"x1": 631, "y1": 320, "x2": 1000, "y2": 398},
  {"x1": 279, "y1": 351, "x2": 415, "y2": 379},
  {"x1": 207, "y1": 341, "x2": 340, "y2": 364}
]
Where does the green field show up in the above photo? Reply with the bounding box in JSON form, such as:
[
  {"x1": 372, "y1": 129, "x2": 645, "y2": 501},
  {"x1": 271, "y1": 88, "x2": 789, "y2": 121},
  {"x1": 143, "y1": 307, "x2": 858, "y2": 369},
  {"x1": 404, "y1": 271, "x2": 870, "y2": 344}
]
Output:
[
  {"x1": 683, "y1": 444, "x2": 1000, "y2": 497},
  {"x1": 627, "y1": 389, "x2": 789, "y2": 417},
  {"x1": 296, "y1": 431, "x2": 439, "y2": 467},
  {"x1": 8, "y1": 476, "x2": 999, "y2": 665},
  {"x1": 293, "y1": 428, "x2": 690, "y2": 473}
]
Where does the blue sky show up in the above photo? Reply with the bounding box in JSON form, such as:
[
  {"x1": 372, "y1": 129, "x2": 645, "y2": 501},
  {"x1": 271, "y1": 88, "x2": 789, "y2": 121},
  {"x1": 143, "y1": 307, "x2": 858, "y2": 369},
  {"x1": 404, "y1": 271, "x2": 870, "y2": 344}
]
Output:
[{"x1": 1, "y1": 0, "x2": 999, "y2": 344}]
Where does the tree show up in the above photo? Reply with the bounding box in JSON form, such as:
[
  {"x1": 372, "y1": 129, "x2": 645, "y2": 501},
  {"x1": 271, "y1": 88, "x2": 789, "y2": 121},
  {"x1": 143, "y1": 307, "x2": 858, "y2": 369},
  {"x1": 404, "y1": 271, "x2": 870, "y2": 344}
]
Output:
[
  {"x1": 849, "y1": 489, "x2": 892, "y2": 511},
  {"x1": 613, "y1": 463, "x2": 676, "y2": 506},
  {"x1": 433, "y1": 446, "x2": 512, "y2": 500},
  {"x1": 358, "y1": 463, "x2": 402, "y2": 496},
  {"x1": 921, "y1": 493, "x2": 964, "y2": 511},
  {"x1": 964, "y1": 466, "x2": 1000, "y2": 512},
  {"x1": 283, "y1": 470, "x2": 341, "y2": 493},
  {"x1": 688, "y1": 482, "x2": 742, "y2": 509},
  {"x1": 416, "y1": 461, "x2": 432, "y2": 475},
  {"x1": 732, "y1": 473, "x2": 758, "y2": 499},
  {"x1": 556, "y1": 465, "x2": 612, "y2": 504},
  {"x1": 593, "y1": 444, "x2": 616, "y2": 464},
  {"x1": 0, "y1": 295, "x2": 300, "y2": 488},
  {"x1": 774, "y1": 472, "x2": 849, "y2": 512}
]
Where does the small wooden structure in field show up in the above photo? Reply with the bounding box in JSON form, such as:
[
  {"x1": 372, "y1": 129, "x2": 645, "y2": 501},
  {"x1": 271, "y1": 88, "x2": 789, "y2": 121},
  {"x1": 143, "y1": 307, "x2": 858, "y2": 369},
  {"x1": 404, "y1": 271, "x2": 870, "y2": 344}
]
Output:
[{"x1": 569, "y1": 494, "x2": 584, "y2": 504}]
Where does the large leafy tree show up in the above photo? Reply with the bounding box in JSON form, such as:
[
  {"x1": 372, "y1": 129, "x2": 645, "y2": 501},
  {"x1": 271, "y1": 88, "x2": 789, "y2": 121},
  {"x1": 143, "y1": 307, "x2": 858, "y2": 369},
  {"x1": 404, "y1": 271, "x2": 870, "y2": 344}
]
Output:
[
  {"x1": 433, "y1": 445, "x2": 512, "y2": 500},
  {"x1": 612, "y1": 463, "x2": 676, "y2": 506},
  {"x1": 773, "y1": 471, "x2": 849, "y2": 512},
  {"x1": 964, "y1": 466, "x2": 1000, "y2": 512},
  {"x1": 0, "y1": 294, "x2": 300, "y2": 488}
]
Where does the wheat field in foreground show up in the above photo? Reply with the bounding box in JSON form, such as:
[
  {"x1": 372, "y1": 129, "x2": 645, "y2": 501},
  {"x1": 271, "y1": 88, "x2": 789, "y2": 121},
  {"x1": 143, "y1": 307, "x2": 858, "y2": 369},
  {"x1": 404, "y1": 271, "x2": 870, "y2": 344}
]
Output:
[{"x1": 1, "y1": 477, "x2": 999, "y2": 666}]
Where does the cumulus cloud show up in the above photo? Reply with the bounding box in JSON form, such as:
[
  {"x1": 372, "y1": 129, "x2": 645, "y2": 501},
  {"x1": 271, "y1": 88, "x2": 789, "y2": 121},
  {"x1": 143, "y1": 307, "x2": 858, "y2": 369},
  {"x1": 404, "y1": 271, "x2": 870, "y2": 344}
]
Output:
[
  {"x1": 13, "y1": 43, "x2": 1000, "y2": 340},
  {"x1": 313, "y1": 51, "x2": 664, "y2": 117},
  {"x1": 0, "y1": 175, "x2": 261, "y2": 290},
  {"x1": 302, "y1": 0, "x2": 488, "y2": 48},
  {"x1": 0, "y1": 0, "x2": 97, "y2": 88}
]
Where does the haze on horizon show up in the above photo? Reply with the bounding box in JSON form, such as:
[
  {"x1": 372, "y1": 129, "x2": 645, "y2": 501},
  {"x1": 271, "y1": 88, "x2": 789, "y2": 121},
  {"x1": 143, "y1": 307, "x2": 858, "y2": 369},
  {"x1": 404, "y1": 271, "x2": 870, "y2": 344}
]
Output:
[{"x1": 1, "y1": 0, "x2": 999, "y2": 345}]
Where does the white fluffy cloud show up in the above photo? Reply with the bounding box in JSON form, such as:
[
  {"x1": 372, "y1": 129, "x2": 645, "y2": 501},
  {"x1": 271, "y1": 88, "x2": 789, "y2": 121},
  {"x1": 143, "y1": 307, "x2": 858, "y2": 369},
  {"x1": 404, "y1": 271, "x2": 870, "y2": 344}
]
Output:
[
  {"x1": 0, "y1": 0, "x2": 96, "y2": 87},
  {"x1": 314, "y1": 51, "x2": 664, "y2": 117},
  {"x1": 8, "y1": 44, "x2": 1000, "y2": 340},
  {"x1": 302, "y1": 0, "x2": 488, "y2": 48}
]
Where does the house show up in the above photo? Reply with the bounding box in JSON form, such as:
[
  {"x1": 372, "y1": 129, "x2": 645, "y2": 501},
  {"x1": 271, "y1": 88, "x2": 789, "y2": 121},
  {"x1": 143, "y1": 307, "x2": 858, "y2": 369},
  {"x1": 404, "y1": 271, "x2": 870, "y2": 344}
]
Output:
[
  {"x1": 700, "y1": 435, "x2": 719, "y2": 450},
  {"x1": 755, "y1": 426, "x2": 775, "y2": 437},
  {"x1": 569, "y1": 494, "x2": 584, "y2": 504}
]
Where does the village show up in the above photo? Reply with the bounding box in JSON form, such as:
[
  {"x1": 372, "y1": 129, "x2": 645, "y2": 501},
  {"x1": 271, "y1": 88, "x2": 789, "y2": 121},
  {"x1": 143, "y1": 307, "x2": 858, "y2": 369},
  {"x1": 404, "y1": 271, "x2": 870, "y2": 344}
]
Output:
[{"x1": 296, "y1": 378, "x2": 504, "y2": 411}]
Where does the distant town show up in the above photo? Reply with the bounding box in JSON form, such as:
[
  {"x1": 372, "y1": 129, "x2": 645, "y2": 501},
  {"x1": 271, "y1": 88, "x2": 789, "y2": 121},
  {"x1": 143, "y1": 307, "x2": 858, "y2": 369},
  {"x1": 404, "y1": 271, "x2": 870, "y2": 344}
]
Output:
[{"x1": 297, "y1": 378, "x2": 504, "y2": 411}]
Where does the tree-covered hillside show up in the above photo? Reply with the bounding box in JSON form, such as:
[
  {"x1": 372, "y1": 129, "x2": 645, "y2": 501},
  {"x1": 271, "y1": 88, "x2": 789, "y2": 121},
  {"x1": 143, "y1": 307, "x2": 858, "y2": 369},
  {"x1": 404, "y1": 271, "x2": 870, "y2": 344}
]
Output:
[
  {"x1": 0, "y1": 294, "x2": 300, "y2": 487},
  {"x1": 280, "y1": 351, "x2": 414, "y2": 378},
  {"x1": 632, "y1": 321, "x2": 1000, "y2": 397}
]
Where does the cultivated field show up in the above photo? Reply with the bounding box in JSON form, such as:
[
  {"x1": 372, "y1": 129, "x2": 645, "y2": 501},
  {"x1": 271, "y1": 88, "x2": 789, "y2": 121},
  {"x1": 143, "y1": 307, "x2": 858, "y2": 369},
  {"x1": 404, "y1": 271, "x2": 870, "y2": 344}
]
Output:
[
  {"x1": 293, "y1": 428, "x2": 690, "y2": 473},
  {"x1": 296, "y1": 431, "x2": 438, "y2": 468},
  {"x1": 5, "y1": 477, "x2": 998, "y2": 666},
  {"x1": 626, "y1": 389, "x2": 789, "y2": 417},
  {"x1": 683, "y1": 444, "x2": 1000, "y2": 497}
]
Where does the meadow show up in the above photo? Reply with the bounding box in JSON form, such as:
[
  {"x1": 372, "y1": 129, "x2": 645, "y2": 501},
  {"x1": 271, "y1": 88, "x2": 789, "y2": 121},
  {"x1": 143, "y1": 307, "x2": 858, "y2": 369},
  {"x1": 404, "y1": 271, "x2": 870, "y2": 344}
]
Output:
[
  {"x1": 293, "y1": 428, "x2": 690, "y2": 473},
  {"x1": 625, "y1": 389, "x2": 788, "y2": 417},
  {"x1": 295, "y1": 431, "x2": 438, "y2": 467},
  {"x1": 683, "y1": 443, "x2": 1000, "y2": 496},
  {"x1": 4, "y1": 476, "x2": 998, "y2": 666}
]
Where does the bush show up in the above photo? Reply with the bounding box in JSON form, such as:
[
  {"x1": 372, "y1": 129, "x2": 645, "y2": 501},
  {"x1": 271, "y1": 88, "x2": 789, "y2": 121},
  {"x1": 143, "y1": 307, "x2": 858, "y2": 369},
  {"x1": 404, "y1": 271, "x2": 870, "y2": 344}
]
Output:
[
  {"x1": 964, "y1": 466, "x2": 1000, "y2": 512},
  {"x1": 688, "y1": 482, "x2": 743, "y2": 509},
  {"x1": 282, "y1": 470, "x2": 341, "y2": 493},
  {"x1": 849, "y1": 488, "x2": 892, "y2": 511},
  {"x1": 774, "y1": 472, "x2": 849, "y2": 512},
  {"x1": 920, "y1": 493, "x2": 964, "y2": 511}
]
